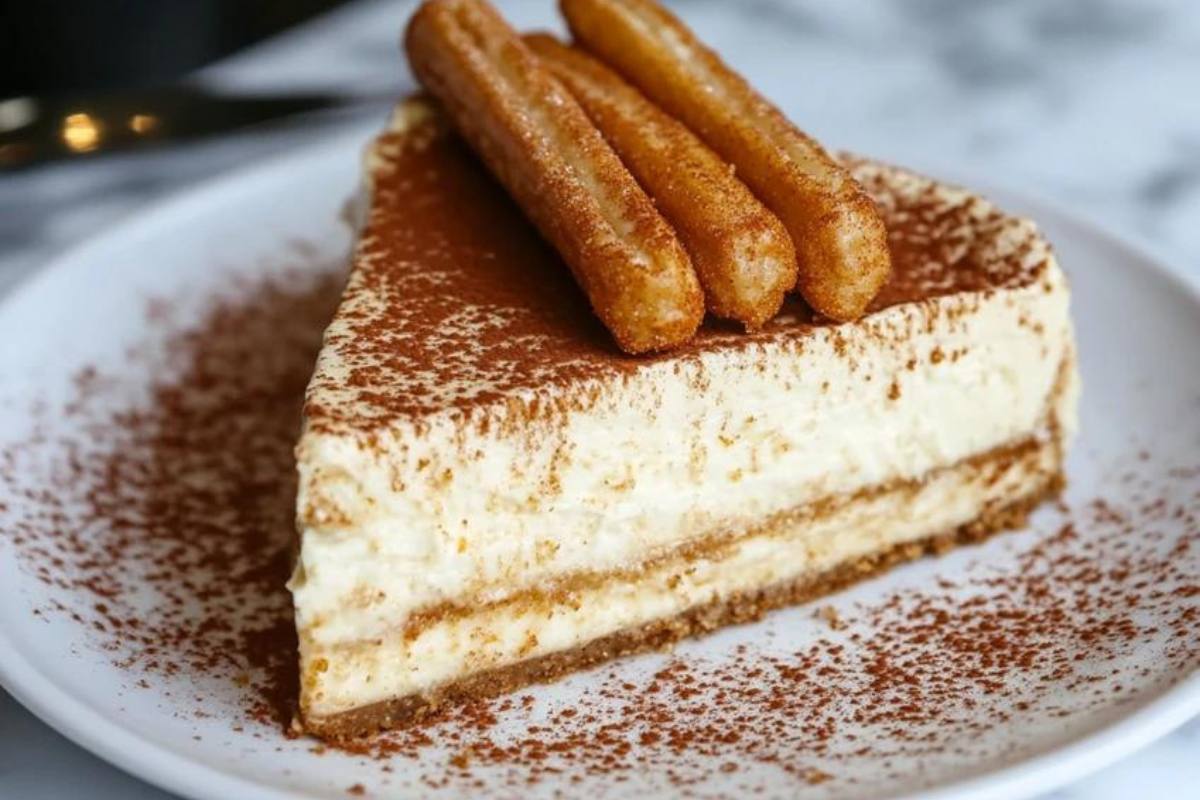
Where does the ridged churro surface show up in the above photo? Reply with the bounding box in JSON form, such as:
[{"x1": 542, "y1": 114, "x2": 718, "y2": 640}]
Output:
[
  {"x1": 525, "y1": 33, "x2": 797, "y2": 330},
  {"x1": 562, "y1": 0, "x2": 892, "y2": 322},
  {"x1": 405, "y1": 0, "x2": 703, "y2": 353}
]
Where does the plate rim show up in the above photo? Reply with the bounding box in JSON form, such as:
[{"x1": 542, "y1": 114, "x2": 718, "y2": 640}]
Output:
[{"x1": 1, "y1": 124, "x2": 1198, "y2": 800}]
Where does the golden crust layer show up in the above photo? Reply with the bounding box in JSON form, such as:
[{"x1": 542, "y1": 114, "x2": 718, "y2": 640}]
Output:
[{"x1": 302, "y1": 470, "x2": 1061, "y2": 743}]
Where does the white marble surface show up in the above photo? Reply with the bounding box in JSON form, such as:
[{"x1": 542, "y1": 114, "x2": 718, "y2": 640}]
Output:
[{"x1": 1, "y1": 1, "x2": 1197, "y2": 797}]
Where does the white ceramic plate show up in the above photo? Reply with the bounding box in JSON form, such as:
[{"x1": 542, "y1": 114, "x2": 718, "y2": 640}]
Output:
[{"x1": 1, "y1": 127, "x2": 1197, "y2": 800}]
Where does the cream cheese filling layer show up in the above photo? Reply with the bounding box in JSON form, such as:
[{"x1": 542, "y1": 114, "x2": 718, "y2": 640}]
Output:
[
  {"x1": 299, "y1": 412, "x2": 1071, "y2": 717},
  {"x1": 290, "y1": 257, "x2": 1075, "y2": 651}
]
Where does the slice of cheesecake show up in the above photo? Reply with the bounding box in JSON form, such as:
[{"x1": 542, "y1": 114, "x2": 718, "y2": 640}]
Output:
[{"x1": 289, "y1": 98, "x2": 1079, "y2": 741}]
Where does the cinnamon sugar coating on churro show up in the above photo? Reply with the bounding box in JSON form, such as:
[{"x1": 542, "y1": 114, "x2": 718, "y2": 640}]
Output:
[
  {"x1": 525, "y1": 33, "x2": 797, "y2": 330},
  {"x1": 561, "y1": 0, "x2": 892, "y2": 322},
  {"x1": 405, "y1": 0, "x2": 703, "y2": 354}
]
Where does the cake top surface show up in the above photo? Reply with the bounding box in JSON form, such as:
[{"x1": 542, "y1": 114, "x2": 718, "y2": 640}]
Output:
[{"x1": 303, "y1": 100, "x2": 1052, "y2": 433}]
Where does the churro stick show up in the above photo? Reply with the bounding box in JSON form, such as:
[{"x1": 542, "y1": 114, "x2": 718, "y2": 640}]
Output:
[
  {"x1": 561, "y1": 0, "x2": 892, "y2": 322},
  {"x1": 525, "y1": 33, "x2": 796, "y2": 330},
  {"x1": 404, "y1": 0, "x2": 702, "y2": 354}
]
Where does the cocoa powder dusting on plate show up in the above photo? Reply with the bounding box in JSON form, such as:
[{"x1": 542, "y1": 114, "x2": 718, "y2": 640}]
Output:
[
  {"x1": 335, "y1": 490, "x2": 1197, "y2": 794},
  {"x1": 3, "y1": 267, "x2": 344, "y2": 732},
  {"x1": 1, "y1": 270, "x2": 1197, "y2": 796}
]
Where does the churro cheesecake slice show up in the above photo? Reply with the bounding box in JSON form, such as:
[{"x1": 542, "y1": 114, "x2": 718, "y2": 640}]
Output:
[{"x1": 288, "y1": 97, "x2": 1079, "y2": 741}]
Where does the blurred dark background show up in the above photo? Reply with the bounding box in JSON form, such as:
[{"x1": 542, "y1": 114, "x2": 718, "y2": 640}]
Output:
[{"x1": 0, "y1": 0, "x2": 353, "y2": 96}]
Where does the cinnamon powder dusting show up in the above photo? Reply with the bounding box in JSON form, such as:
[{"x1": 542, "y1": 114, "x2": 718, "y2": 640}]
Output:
[
  {"x1": 0, "y1": 268, "x2": 1197, "y2": 797},
  {"x1": 304, "y1": 108, "x2": 1051, "y2": 433}
]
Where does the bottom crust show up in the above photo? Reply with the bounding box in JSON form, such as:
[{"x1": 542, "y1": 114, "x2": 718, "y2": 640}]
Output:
[{"x1": 303, "y1": 472, "x2": 1062, "y2": 743}]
